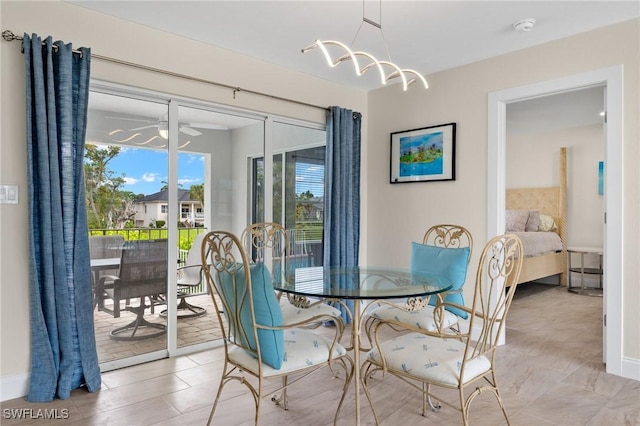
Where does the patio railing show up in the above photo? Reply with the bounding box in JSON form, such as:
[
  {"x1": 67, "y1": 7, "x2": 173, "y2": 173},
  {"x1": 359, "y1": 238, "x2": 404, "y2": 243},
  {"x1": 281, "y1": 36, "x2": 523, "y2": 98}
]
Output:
[{"x1": 89, "y1": 227, "x2": 323, "y2": 297}]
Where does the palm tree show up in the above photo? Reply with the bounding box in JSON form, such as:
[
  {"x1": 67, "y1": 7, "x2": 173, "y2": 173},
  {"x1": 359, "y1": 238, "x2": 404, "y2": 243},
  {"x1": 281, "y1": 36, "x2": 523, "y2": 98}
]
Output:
[{"x1": 189, "y1": 183, "x2": 204, "y2": 207}]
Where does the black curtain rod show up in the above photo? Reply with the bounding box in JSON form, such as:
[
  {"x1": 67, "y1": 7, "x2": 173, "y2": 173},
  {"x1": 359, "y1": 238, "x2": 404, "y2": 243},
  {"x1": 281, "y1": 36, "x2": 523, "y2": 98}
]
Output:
[{"x1": 2, "y1": 30, "x2": 329, "y2": 112}]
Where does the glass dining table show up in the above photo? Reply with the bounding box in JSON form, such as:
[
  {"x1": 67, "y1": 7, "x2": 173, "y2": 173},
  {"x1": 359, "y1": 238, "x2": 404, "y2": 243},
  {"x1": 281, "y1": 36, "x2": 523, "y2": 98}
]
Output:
[{"x1": 273, "y1": 266, "x2": 453, "y2": 425}]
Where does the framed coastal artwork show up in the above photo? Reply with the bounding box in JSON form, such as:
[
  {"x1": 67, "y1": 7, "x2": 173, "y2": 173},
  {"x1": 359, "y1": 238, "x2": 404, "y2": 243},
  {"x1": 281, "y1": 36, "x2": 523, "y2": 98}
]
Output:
[{"x1": 390, "y1": 122, "x2": 456, "y2": 184}]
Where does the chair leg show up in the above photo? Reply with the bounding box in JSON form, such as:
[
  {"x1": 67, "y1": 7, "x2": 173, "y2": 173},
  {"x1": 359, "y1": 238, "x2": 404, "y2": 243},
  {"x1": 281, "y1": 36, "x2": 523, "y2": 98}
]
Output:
[
  {"x1": 109, "y1": 299, "x2": 166, "y2": 341},
  {"x1": 160, "y1": 294, "x2": 207, "y2": 319},
  {"x1": 271, "y1": 376, "x2": 289, "y2": 410},
  {"x1": 494, "y1": 388, "x2": 511, "y2": 426},
  {"x1": 255, "y1": 379, "x2": 263, "y2": 426},
  {"x1": 462, "y1": 374, "x2": 511, "y2": 426},
  {"x1": 423, "y1": 383, "x2": 441, "y2": 415},
  {"x1": 460, "y1": 387, "x2": 470, "y2": 426},
  {"x1": 490, "y1": 372, "x2": 511, "y2": 426},
  {"x1": 334, "y1": 356, "x2": 355, "y2": 425},
  {"x1": 360, "y1": 361, "x2": 380, "y2": 426},
  {"x1": 207, "y1": 366, "x2": 229, "y2": 426}
]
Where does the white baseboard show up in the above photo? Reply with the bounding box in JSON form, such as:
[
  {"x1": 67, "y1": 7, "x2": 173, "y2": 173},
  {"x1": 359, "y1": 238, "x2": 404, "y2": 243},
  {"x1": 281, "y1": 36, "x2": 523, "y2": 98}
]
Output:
[
  {"x1": 1, "y1": 373, "x2": 29, "y2": 402},
  {"x1": 622, "y1": 356, "x2": 640, "y2": 381}
]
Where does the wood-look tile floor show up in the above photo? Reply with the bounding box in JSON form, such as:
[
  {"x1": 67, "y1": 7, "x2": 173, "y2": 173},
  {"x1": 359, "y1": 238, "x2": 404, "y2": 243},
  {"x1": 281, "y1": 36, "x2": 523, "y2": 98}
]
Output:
[{"x1": 3, "y1": 282, "x2": 639, "y2": 425}]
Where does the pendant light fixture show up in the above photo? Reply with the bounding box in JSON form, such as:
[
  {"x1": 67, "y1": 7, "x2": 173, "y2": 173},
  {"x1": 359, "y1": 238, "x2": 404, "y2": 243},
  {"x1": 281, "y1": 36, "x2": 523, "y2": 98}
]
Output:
[{"x1": 302, "y1": 0, "x2": 428, "y2": 91}]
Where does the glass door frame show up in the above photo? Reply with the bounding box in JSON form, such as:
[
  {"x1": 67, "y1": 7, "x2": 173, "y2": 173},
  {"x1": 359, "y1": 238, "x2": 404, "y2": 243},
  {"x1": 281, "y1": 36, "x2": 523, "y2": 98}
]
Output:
[{"x1": 90, "y1": 80, "x2": 324, "y2": 367}]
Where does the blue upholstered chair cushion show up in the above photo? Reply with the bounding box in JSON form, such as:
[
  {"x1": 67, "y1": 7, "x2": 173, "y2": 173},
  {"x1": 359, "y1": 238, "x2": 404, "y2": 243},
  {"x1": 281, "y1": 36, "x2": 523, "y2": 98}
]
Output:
[
  {"x1": 410, "y1": 242, "x2": 470, "y2": 319},
  {"x1": 219, "y1": 262, "x2": 285, "y2": 369}
]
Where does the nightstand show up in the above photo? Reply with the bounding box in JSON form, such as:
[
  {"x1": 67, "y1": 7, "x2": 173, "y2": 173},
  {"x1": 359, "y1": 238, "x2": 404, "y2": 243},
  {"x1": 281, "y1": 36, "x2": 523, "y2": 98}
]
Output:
[{"x1": 567, "y1": 247, "x2": 603, "y2": 296}]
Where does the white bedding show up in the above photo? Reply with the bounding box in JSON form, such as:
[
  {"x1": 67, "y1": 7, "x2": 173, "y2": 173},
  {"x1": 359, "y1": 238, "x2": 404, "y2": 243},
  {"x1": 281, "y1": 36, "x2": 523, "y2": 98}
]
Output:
[{"x1": 511, "y1": 231, "x2": 563, "y2": 257}]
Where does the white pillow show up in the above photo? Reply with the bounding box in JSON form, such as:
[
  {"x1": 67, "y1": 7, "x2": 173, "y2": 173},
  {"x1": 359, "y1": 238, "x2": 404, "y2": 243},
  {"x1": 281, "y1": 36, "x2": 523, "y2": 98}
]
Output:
[{"x1": 538, "y1": 214, "x2": 557, "y2": 232}]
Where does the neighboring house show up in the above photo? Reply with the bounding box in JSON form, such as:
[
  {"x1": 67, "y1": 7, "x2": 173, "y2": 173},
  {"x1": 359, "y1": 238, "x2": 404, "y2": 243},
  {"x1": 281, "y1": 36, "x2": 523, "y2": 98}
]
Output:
[{"x1": 134, "y1": 189, "x2": 203, "y2": 228}]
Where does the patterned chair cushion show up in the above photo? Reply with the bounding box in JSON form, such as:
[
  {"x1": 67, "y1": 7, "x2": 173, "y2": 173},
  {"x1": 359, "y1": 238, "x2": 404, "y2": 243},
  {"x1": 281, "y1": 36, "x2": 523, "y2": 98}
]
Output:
[
  {"x1": 368, "y1": 304, "x2": 459, "y2": 332},
  {"x1": 366, "y1": 332, "x2": 490, "y2": 386},
  {"x1": 228, "y1": 328, "x2": 347, "y2": 377}
]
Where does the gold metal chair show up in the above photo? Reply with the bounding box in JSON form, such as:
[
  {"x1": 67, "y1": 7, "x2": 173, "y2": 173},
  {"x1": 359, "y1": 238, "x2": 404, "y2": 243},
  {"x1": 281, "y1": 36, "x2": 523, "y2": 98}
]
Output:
[
  {"x1": 361, "y1": 234, "x2": 523, "y2": 425},
  {"x1": 364, "y1": 224, "x2": 473, "y2": 340},
  {"x1": 241, "y1": 222, "x2": 343, "y2": 325},
  {"x1": 202, "y1": 230, "x2": 353, "y2": 425}
]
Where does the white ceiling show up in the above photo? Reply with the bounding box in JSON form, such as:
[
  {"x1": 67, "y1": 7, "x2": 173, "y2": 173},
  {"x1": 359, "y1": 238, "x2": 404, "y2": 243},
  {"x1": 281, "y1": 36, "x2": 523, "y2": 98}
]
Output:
[
  {"x1": 507, "y1": 85, "x2": 605, "y2": 134},
  {"x1": 76, "y1": 1, "x2": 633, "y2": 133},
  {"x1": 68, "y1": 0, "x2": 639, "y2": 91}
]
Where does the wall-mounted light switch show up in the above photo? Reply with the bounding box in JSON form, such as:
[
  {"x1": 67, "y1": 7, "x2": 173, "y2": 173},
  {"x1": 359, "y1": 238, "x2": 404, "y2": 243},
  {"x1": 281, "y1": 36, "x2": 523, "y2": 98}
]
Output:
[{"x1": 0, "y1": 185, "x2": 19, "y2": 205}]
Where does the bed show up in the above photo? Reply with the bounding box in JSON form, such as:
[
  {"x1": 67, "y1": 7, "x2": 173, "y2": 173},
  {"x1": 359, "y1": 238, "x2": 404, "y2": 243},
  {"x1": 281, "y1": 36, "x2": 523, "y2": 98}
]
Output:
[{"x1": 505, "y1": 147, "x2": 567, "y2": 286}]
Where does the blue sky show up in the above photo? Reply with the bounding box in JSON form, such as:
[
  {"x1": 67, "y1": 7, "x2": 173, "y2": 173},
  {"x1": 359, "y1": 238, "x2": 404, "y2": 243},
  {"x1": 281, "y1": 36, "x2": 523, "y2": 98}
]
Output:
[
  {"x1": 296, "y1": 164, "x2": 324, "y2": 197},
  {"x1": 108, "y1": 147, "x2": 204, "y2": 195},
  {"x1": 400, "y1": 131, "x2": 443, "y2": 155}
]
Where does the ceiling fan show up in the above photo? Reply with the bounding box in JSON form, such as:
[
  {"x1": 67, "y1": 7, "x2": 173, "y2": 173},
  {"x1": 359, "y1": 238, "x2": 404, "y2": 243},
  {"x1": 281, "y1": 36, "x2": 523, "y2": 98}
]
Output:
[
  {"x1": 106, "y1": 114, "x2": 228, "y2": 138},
  {"x1": 131, "y1": 115, "x2": 228, "y2": 138}
]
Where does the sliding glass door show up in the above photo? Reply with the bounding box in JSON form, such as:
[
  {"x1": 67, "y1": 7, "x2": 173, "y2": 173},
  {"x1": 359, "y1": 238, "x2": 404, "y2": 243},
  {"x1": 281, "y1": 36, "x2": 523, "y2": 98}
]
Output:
[
  {"x1": 173, "y1": 104, "x2": 264, "y2": 351},
  {"x1": 253, "y1": 121, "x2": 326, "y2": 264},
  {"x1": 85, "y1": 83, "x2": 322, "y2": 370},
  {"x1": 86, "y1": 91, "x2": 170, "y2": 366}
]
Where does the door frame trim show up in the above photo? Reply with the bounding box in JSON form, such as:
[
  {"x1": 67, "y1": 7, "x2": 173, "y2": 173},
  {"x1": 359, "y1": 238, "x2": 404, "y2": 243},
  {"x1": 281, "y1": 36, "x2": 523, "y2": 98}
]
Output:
[{"x1": 487, "y1": 65, "x2": 624, "y2": 377}]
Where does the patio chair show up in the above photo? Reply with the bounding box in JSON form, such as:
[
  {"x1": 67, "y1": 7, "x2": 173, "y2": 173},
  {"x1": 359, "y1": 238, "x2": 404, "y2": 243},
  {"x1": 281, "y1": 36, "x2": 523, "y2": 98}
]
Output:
[
  {"x1": 361, "y1": 234, "x2": 523, "y2": 425},
  {"x1": 101, "y1": 239, "x2": 168, "y2": 340},
  {"x1": 89, "y1": 234, "x2": 124, "y2": 310},
  {"x1": 160, "y1": 232, "x2": 208, "y2": 319},
  {"x1": 202, "y1": 230, "x2": 353, "y2": 425}
]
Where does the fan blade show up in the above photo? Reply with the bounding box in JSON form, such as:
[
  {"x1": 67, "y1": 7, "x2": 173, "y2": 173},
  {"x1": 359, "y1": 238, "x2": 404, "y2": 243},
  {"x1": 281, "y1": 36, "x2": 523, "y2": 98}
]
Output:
[
  {"x1": 187, "y1": 122, "x2": 228, "y2": 130},
  {"x1": 105, "y1": 116, "x2": 154, "y2": 123},
  {"x1": 130, "y1": 124, "x2": 159, "y2": 131},
  {"x1": 179, "y1": 126, "x2": 202, "y2": 136}
]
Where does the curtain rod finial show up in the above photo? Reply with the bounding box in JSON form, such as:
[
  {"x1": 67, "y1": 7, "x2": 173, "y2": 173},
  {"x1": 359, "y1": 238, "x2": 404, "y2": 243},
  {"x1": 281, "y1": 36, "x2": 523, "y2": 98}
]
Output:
[{"x1": 2, "y1": 30, "x2": 21, "y2": 42}]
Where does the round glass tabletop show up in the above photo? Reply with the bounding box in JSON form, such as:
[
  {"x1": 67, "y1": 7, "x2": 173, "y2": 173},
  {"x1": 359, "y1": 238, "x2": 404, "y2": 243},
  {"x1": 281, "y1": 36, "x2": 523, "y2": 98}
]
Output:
[{"x1": 272, "y1": 266, "x2": 453, "y2": 300}]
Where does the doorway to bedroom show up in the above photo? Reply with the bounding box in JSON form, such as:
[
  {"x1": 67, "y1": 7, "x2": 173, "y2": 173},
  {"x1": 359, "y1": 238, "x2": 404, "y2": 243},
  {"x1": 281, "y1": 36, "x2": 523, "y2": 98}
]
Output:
[
  {"x1": 506, "y1": 86, "x2": 605, "y2": 287},
  {"x1": 487, "y1": 66, "x2": 624, "y2": 377},
  {"x1": 504, "y1": 85, "x2": 606, "y2": 362}
]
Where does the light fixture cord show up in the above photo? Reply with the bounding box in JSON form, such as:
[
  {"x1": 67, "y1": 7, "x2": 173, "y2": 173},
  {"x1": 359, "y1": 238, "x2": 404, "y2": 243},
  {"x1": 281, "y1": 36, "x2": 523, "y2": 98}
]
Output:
[{"x1": 349, "y1": 0, "x2": 393, "y2": 62}]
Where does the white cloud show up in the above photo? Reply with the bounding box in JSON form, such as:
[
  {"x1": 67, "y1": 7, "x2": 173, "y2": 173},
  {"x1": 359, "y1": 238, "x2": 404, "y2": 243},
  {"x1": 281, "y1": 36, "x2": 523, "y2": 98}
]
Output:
[
  {"x1": 141, "y1": 173, "x2": 157, "y2": 182},
  {"x1": 123, "y1": 177, "x2": 139, "y2": 185},
  {"x1": 178, "y1": 177, "x2": 203, "y2": 186}
]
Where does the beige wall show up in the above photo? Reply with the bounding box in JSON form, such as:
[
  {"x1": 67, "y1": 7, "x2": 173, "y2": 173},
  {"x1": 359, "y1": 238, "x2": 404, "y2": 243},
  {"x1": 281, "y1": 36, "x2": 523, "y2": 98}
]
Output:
[
  {"x1": 366, "y1": 19, "x2": 639, "y2": 363},
  {"x1": 507, "y1": 125, "x2": 605, "y2": 250},
  {"x1": 0, "y1": 0, "x2": 367, "y2": 389}
]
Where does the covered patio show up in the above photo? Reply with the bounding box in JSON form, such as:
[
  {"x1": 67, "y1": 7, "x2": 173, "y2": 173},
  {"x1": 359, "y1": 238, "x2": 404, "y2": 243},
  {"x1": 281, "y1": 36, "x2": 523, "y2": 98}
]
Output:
[{"x1": 94, "y1": 294, "x2": 221, "y2": 363}]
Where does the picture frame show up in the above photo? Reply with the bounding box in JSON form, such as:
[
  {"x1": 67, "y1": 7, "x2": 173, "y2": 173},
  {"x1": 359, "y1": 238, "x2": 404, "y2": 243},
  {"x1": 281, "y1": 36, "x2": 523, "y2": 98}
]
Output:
[
  {"x1": 598, "y1": 161, "x2": 604, "y2": 195},
  {"x1": 390, "y1": 122, "x2": 456, "y2": 184}
]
